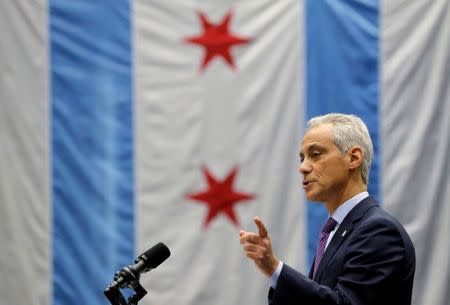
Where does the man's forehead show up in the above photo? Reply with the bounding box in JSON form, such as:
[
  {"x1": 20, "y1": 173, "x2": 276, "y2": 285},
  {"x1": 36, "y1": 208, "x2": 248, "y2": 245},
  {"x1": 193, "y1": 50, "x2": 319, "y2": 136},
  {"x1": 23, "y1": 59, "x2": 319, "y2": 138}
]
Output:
[{"x1": 300, "y1": 125, "x2": 334, "y2": 152}]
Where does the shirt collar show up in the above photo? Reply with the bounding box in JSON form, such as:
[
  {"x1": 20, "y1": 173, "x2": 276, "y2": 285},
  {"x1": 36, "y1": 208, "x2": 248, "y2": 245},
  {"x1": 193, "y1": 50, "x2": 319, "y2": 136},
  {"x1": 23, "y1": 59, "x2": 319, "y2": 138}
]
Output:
[{"x1": 331, "y1": 191, "x2": 369, "y2": 225}]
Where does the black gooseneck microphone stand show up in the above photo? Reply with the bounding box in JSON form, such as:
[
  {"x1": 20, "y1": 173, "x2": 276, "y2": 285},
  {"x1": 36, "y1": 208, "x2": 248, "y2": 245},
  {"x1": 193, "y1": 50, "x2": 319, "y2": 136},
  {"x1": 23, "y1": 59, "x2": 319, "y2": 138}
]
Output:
[
  {"x1": 104, "y1": 273, "x2": 147, "y2": 305},
  {"x1": 104, "y1": 242, "x2": 171, "y2": 305}
]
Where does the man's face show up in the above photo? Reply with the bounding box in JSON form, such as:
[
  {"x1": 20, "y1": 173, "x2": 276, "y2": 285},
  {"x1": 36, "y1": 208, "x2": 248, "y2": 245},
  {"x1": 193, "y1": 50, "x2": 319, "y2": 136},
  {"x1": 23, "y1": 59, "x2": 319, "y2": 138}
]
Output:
[{"x1": 299, "y1": 124, "x2": 350, "y2": 203}]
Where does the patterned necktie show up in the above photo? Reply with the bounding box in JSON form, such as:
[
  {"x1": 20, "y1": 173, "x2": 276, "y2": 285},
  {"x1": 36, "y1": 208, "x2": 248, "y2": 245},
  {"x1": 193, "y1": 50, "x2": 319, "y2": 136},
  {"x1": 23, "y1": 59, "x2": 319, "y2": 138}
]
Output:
[{"x1": 313, "y1": 217, "x2": 338, "y2": 277}]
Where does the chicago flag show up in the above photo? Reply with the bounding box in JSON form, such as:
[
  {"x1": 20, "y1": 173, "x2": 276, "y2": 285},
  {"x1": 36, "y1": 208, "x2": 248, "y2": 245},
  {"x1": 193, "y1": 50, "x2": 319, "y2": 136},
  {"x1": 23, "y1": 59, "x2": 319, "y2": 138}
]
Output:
[{"x1": 0, "y1": 1, "x2": 449, "y2": 305}]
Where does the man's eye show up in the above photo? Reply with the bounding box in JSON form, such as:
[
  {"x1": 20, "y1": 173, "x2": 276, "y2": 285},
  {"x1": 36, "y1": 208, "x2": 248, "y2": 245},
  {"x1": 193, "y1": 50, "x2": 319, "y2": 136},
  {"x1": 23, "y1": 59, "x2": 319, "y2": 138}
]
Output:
[{"x1": 311, "y1": 151, "x2": 320, "y2": 157}]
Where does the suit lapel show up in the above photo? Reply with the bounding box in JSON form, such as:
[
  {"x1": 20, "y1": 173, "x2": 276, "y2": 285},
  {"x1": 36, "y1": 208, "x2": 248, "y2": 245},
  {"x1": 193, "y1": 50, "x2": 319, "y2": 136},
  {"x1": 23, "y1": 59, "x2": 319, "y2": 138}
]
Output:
[
  {"x1": 313, "y1": 196, "x2": 378, "y2": 282},
  {"x1": 308, "y1": 259, "x2": 314, "y2": 279}
]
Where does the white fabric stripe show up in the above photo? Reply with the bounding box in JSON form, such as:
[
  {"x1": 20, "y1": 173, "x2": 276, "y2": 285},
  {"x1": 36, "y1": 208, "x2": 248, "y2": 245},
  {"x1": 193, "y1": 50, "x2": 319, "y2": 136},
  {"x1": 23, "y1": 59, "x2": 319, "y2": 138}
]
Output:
[
  {"x1": 381, "y1": 1, "x2": 450, "y2": 305},
  {"x1": 0, "y1": 2, "x2": 50, "y2": 305},
  {"x1": 134, "y1": 1, "x2": 304, "y2": 305}
]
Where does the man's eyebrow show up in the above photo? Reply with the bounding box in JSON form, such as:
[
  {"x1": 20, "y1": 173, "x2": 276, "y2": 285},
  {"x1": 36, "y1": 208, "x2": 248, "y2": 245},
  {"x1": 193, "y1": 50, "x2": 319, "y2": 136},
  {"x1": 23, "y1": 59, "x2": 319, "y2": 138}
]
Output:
[
  {"x1": 302, "y1": 144, "x2": 325, "y2": 152},
  {"x1": 299, "y1": 144, "x2": 325, "y2": 157},
  {"x1": 308, "y1": 144, "x2": 324, "y2": 150}
]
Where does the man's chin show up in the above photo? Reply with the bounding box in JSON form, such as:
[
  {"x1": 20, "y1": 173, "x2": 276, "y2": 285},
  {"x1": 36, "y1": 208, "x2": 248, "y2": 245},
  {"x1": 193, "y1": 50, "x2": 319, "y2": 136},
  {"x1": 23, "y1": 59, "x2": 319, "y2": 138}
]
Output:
[
  {"x1": 305, "y1": 192, "x2": 323, "y2": 203},
  {"x1": 305, "y1": 194, "x2": 316, "y2": 202}
]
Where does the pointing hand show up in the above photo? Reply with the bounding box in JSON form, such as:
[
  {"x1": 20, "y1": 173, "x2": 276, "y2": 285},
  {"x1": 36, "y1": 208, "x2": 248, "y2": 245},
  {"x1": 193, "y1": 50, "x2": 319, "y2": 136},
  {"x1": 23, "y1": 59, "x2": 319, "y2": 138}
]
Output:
[{"x1": 239, "y1": 217, "x2": 280, "y2": 277}]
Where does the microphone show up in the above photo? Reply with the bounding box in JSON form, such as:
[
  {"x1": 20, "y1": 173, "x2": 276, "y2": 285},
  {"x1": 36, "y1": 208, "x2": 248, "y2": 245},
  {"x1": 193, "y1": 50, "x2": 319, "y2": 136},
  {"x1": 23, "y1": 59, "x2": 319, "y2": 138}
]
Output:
[{"x1": 112, "y1": 242, "x2": 171, "y2": 289}]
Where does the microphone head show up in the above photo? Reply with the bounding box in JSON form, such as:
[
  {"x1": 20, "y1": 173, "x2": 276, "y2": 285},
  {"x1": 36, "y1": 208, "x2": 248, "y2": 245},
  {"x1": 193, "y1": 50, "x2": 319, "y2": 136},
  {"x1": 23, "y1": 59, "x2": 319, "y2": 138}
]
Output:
[{"x1": 139, "y1": 242, "x2": 171, "y2": 269}]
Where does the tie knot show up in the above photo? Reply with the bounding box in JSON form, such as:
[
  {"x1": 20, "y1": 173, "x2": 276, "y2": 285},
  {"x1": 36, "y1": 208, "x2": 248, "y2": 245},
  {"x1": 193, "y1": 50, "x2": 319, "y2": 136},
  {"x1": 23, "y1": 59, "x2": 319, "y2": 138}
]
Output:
[{"x1": 322, "y1": 217, "x2": 338, "y2": 234}]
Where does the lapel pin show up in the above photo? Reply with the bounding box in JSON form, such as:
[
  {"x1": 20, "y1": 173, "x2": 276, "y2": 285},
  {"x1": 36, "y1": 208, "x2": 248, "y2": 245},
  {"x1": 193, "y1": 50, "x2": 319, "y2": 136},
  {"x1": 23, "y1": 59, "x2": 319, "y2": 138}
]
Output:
[{"x1": 342, "y1": 230, "x2": 347, "y2": 237}]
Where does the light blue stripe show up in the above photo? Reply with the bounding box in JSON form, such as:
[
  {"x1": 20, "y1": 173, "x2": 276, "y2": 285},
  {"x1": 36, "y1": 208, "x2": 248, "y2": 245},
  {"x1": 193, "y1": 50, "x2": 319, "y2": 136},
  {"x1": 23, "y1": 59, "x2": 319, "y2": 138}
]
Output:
[
  {"x1": 305, "y1": 0, "x2": 379, "y2": 269},
  {"x1": 50, "y1": 2, "x2": 134, "y2": 305}
]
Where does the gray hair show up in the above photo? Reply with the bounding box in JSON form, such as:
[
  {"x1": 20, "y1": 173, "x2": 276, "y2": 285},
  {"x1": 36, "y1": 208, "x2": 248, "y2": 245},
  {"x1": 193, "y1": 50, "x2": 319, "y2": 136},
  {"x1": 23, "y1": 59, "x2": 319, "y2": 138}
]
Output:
[{"x1": 307, "y1": 113, "x2": 374, "y2": 185}]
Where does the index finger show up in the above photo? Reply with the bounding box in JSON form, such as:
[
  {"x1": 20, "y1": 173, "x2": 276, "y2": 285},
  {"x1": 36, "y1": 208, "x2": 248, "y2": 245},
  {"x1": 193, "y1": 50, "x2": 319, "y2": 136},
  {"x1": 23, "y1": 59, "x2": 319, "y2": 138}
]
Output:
[{"x1": 254, "y1": 216, "x2": 268, "y2": 238}]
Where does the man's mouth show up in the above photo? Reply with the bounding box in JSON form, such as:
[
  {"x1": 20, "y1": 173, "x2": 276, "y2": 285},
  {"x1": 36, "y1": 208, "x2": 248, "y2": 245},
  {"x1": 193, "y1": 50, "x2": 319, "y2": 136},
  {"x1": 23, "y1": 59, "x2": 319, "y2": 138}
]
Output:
[{"x1": 303, "y1": 180, "x2": 314, "y2": 187}]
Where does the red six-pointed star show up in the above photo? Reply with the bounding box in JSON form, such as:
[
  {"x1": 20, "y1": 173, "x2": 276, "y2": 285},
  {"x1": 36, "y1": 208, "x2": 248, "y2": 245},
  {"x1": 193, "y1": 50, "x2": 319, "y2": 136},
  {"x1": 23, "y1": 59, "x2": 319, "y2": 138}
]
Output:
[
  {"x1": 186, "y1": 166, "x2": 255, "y2": 228},
  {"x1": 184, "y1": 10, "x2": 251, "y2": 71}
]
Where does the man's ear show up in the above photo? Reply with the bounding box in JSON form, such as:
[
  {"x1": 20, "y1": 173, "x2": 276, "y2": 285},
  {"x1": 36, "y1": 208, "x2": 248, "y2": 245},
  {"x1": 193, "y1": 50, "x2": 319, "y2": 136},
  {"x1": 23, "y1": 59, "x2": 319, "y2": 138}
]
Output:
[{"x1": 347, "y1": 146, "x2": 363, "y2": 170}]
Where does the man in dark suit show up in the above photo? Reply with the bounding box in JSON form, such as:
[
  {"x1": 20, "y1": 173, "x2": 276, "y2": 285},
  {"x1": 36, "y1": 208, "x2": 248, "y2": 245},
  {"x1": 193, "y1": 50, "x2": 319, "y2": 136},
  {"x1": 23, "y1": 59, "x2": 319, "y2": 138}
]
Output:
[{"x1": 240, "y1": 113, "x2": 415, "y2": 305}]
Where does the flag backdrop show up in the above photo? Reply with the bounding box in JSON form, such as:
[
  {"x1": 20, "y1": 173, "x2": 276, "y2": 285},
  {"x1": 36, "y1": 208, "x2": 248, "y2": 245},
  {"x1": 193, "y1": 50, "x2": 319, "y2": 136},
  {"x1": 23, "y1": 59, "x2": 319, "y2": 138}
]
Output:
[{"x1": 0, "y1": 1, "x2": 449, "y2": 305}]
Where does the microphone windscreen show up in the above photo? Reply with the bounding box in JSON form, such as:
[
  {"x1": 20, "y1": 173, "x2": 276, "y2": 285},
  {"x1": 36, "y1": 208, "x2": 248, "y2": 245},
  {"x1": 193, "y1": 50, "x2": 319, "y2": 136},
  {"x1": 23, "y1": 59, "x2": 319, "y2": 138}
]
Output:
[{"x1": 141, "y1": 242, "x2": 171, "y2": 269}]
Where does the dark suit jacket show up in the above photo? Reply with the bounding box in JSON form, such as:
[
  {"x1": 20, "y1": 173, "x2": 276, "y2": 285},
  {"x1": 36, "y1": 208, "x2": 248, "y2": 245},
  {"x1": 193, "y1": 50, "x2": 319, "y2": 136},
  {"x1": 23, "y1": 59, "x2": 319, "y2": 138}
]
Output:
[{"x1": 268, "y1": 196, "x2": 415, "y2": 305}]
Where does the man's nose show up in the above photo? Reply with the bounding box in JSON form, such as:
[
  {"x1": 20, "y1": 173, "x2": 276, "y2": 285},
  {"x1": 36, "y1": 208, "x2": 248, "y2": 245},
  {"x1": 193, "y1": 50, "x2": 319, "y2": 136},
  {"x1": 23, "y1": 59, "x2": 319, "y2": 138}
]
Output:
[{"x1": 299, "y1": 159, "x2": 312, "y2": 175}]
